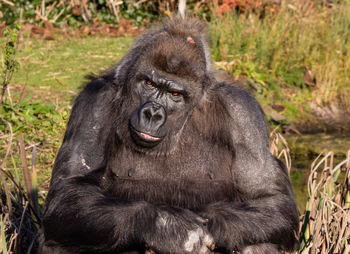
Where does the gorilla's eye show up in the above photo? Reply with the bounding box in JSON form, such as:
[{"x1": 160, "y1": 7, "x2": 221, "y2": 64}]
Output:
[
  {"x1": 145, "y1": 80, "x2": 155, "y2": 88},
  {"x1": 169, "y1": 91, "x2": 182, "y2": 97},
  {"x1": 146, "y1": 80, "x2": 154, "y2": 86}
]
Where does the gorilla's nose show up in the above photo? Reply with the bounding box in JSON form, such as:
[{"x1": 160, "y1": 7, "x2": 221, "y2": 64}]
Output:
[{"x1": 140, "y1": 102, "x2": 166, "y2": 127}]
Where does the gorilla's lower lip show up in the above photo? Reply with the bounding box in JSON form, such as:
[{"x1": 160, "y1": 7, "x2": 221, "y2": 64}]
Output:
[
  {"x1": 130, "y1": 126, "x2": 163, "y2": 147},
  {"x1": 139, "y1": 132, "x2": 160, "y2": 141}
]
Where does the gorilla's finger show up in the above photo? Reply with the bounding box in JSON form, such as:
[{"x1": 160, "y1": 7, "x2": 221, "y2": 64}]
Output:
[
  {"x1": 199, "y1": 245, "x2": 213, "y2": 254},
  {"x1": 196, "y1": 216, "x2": 209, "y2": 225},
  {"x1": 203, "y1": 234, "x2": 215, "y2": 251}
]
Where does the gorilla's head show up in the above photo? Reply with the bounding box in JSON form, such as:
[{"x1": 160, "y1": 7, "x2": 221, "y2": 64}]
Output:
[{"x1": 113, "y1": 18, "x2": 212, "y2": 154}]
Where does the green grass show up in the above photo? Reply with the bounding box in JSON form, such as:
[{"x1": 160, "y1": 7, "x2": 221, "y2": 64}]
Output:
[
  {"x1": 209, "y1": 0, "x2": 350, "y2": 125},
  {"x1": 290, "y1": 170, "x2": 308, "y2": 213},
  {"x1": 13, "y1": 35, "x2": 133, "y2": 100}
]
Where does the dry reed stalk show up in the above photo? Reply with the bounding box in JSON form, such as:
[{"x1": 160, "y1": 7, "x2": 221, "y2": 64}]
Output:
[
  {"x1": 270, "y1": 129, "x2": 292, "y2": 173},
  {"x1": 299, "y1": 151, "x2": 350, "y2": 253},
  {"x1": 18, "y1": 135, "x2": 35, "y2": 211},
  {"x1": 270, "y1": 132, "x2": 350, "y2": 254},
  {"x1": 0, "y1": 126, "x2": 41, "y2": 252}
]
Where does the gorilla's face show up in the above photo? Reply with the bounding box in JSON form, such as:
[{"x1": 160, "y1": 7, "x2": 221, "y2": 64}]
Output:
[
  {"x1": 129, "y1": 69, "x2": 202, "y2": 149},
  {"x1": 116, "y1": 34, "x2": 208, "y2": 153}
]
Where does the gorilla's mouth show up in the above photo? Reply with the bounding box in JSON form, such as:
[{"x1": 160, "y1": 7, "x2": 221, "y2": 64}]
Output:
[{"x1": 129, "y1": 126, "x2": 164, "y2": 148}]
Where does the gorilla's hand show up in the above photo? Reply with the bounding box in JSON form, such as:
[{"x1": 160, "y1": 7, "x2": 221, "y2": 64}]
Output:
[{"x1": 144, "y1": 206, "x2": 215, "y2": 254}]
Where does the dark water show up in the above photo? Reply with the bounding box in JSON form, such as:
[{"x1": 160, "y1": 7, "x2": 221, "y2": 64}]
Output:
[{"x1": 286, "y1": 134, "x2": 350, "y2": 213}]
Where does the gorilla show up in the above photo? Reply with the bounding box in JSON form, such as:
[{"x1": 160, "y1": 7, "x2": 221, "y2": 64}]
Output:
[{"x1": 39, "y1": 17, "x2": 299, "y2": 254}]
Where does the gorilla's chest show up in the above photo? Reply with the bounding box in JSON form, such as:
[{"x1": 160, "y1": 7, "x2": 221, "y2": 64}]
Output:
[{"x1": 105, "y1": 138, "x2": 236, "y2": 209}]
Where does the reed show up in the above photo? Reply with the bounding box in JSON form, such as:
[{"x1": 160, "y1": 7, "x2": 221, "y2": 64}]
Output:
[
  {"x1": 298, "y1": 151, "x2": 350, "y2": 253},
  {"x1": 271, "y1": 131, "x2": 350, "y2": 254},
  {"x1": 0, "y1": 123, "x2": 40, "y2": 253}
]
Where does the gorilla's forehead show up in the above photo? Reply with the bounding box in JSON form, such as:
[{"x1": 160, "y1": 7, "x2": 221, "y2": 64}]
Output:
[
  {"x1": 145, "y1": 35, "x2": 207, "y2": 80},
  {"x1": 142, "y1": 69, "x2": 201, "y2": 96}
]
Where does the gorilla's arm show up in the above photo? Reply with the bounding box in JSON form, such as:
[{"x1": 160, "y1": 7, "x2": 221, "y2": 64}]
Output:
[
  {"x1": 200, "y1": 85, "x2": 299, "y2": 252},
  {"x1": 42, "y1": 172, "x2": 154, "y2": 252},
  {"x1": 42, "y1": 170, "x2": 214, "y2": 253},
  {"x1": 50, "y1": 78, "x2": 116, "y2": 183}
]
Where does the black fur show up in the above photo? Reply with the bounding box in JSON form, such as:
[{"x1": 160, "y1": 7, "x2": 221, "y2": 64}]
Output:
[{"x1": 39, "y1": 17, "x2": 299, "y2": 254}]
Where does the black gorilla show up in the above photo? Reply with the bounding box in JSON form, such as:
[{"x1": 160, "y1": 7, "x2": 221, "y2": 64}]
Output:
[{"x1": 39, "y1": 17, "x2": 299, "y2": 254}]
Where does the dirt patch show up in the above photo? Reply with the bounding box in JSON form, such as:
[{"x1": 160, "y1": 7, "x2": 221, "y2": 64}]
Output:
[{"x1": 16, "y1": 19, "x2": 144, "y2": 41}]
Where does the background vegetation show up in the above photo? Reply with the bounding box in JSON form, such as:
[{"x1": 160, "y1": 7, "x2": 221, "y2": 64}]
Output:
[
  {"x1": 0, "y1": 0, "x2": 211, "y2": 27},
  {"x1": 211, "y1": 0, "x2": 350, "y2": 132},
  {"x1": 0, "y1": 0, "x2": 349, "y2": 253}
]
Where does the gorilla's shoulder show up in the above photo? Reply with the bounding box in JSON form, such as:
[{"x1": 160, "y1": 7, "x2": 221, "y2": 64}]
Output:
[
  {"x1": 80, "y1": 75, "x2": 113, "y2": 94},
  {"x1": 212, "y1": 82, "x2": 268, "y2": 142},
  {"x1": 214, "y1": 83, "x2": 264, "y2": 119},
  {"x1": 76, "y1": 75, "x2": 117, "y2": 103}
]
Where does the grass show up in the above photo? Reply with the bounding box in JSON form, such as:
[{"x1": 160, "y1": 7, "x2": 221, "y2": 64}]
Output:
[
  {"x1": 13, "y1": 34, "x2": 133, "y2": 99},
  {"x1": 210, "y1": 0, "x2": 350, "y2": 126}
]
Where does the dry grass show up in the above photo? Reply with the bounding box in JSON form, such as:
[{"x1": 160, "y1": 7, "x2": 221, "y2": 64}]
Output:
[
  {"x1": 271, "y1": 131, "x2": 350, "y2": 254},
  {"x1": 298, "y1": 151, "x2": 350, "y2": 253}
]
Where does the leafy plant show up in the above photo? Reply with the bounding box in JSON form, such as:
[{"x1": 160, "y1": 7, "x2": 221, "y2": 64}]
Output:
[
  {"x1": 1, "y1": 23, "x2": 21, "y2": 105},
  {"x1": 0, "y1": 99, "x2": 66, "y2": 136}
]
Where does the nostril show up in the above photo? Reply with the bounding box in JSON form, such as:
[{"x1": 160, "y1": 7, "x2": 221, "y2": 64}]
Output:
[
  {"x1": 152, "y1": 114, "x2": 163, "y2": 121},
  {"x1": 144, "y1": 109, "x2": 153, "y2": 120},
  {"x1": 143, "y1": 107, "x2": 164, "y2": 121}
]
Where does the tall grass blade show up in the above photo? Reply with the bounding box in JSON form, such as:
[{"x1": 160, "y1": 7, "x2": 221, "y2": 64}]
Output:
[
  {"x1": 31, "y1": 145, "x2": 40, "y2": 217},
  {"x1": 18, "y1": 135, "x2": 35, "y2": 211},
  {"x1": 1, "y1": 216, "x2": 8, "y2": 254}
]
